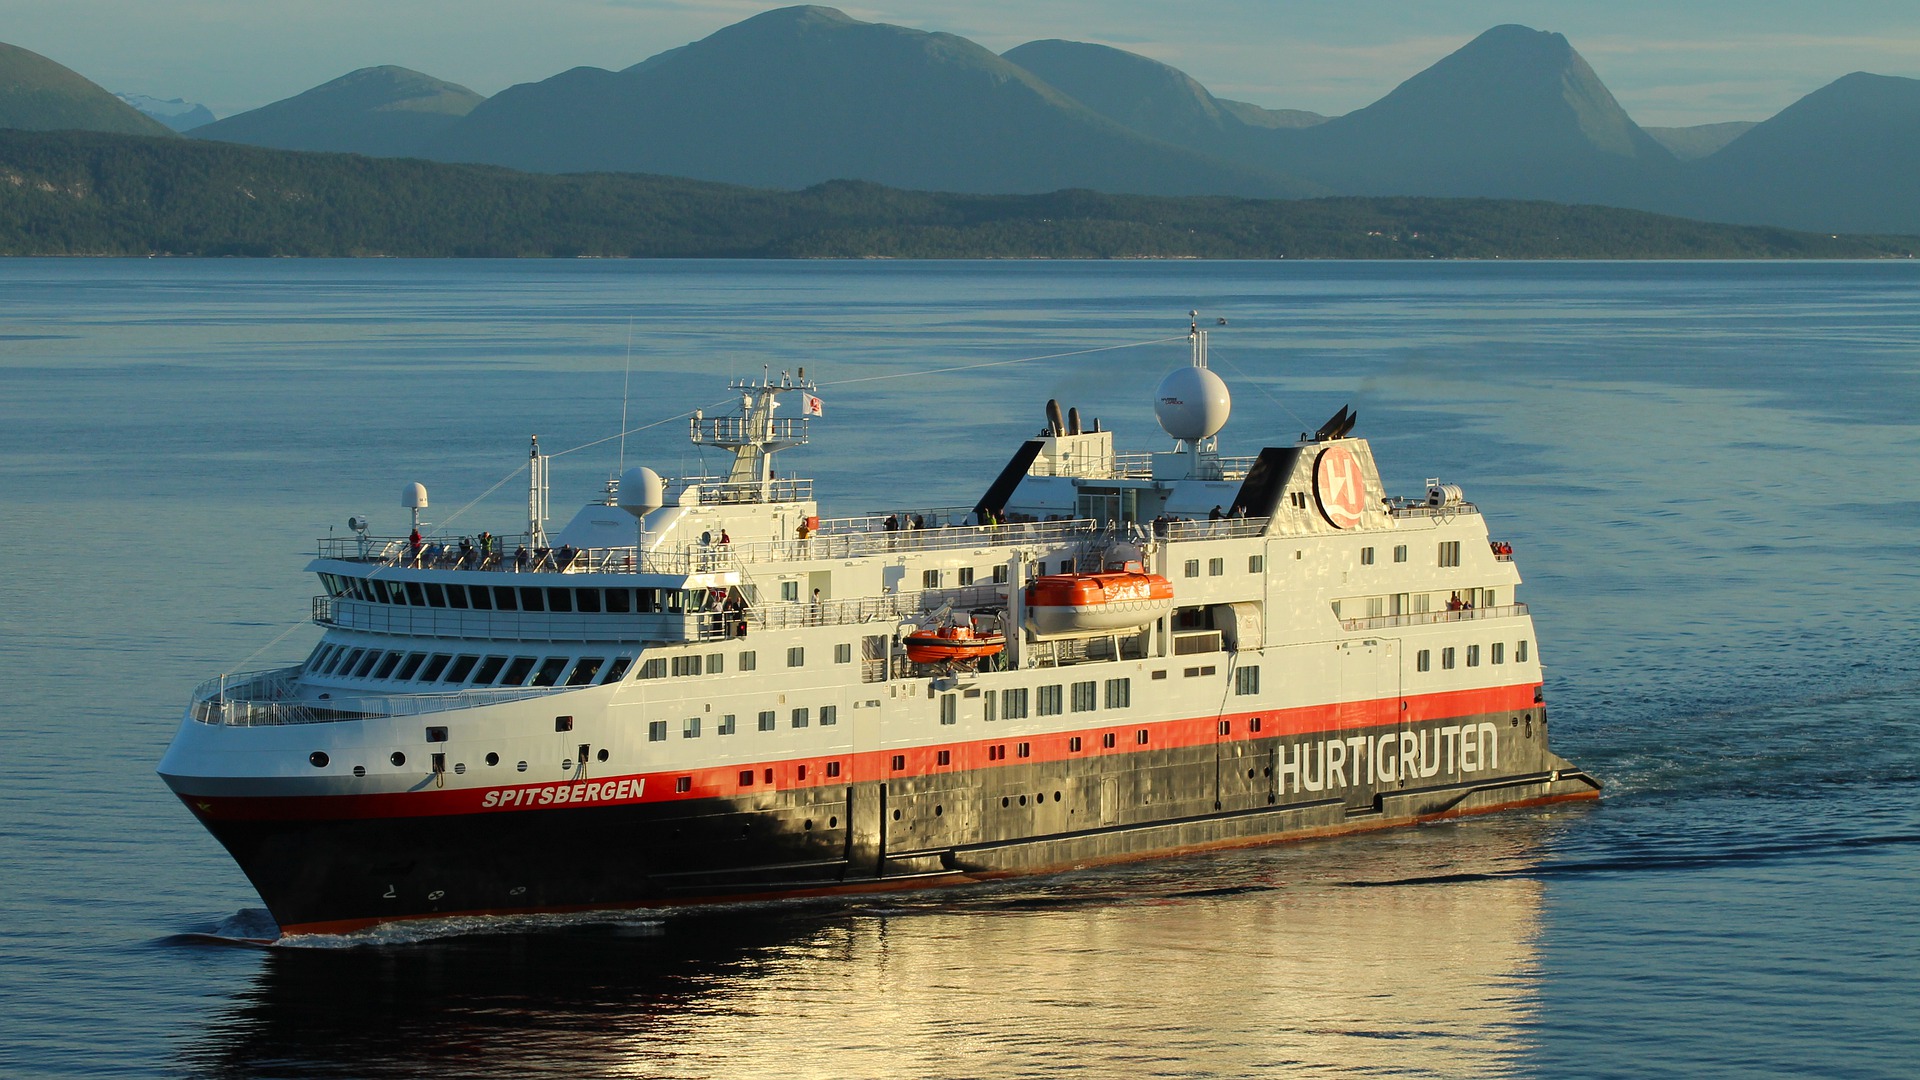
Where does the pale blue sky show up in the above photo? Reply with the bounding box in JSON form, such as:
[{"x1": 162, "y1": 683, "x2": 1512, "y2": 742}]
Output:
[{"x1": 5, "y1": 0, "x2": 1915, "y2": 125}]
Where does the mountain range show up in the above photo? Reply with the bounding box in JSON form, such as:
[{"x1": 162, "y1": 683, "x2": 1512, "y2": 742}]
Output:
[{"x1": 3, "y1": 8, "x2": 1917, "y2": 234}]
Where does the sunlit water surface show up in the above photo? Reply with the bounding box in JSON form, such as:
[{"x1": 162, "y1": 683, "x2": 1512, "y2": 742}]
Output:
[{"x1": 0, "y1": 260, "x2": 1915, "y2": 1078}]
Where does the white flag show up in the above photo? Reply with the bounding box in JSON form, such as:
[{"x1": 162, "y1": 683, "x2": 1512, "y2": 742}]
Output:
[{"x1": 803, "y1": 394, "x2": 824, "y2": 416}]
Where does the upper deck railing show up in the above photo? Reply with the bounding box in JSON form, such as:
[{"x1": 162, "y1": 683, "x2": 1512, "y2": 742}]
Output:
[
  {"x1": 189, "y1": 666, "x2": 566, "y2": 727},
  {"x1": 1338, "y1": 603, "x2": 1529, "y2": 632}
]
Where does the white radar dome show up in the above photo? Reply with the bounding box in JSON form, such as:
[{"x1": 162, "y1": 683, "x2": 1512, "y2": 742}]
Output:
[
  {"x1": 401, "y1": 482, "x2": 429, "y2": 510},
  {"x1": 618, "y1": 466, "x2": 665, "y2": 520},
  {"x1": 1154, "y1": 365, "x2": 1231, "y2": 441}
]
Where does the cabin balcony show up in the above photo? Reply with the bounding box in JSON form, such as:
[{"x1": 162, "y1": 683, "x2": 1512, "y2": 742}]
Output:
[{"x1": 1337, "y1": 603, "x2": 1530, "y2": 632}]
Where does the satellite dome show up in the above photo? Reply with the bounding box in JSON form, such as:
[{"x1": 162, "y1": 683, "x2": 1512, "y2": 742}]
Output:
[
  {"x1": 1154, "y1": 366, "x2": 1231, "y2": 441},
  {"x1": 617, "y1": 466, "x2": 665, "y2": 520},
  {"x1": 401, "y1": 482, "x2": 429, "y2": 510}
]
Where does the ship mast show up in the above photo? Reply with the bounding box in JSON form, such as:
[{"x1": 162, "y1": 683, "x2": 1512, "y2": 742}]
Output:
[{"x1": 690, "y1": 367, "x2": 819, "y2": 501}]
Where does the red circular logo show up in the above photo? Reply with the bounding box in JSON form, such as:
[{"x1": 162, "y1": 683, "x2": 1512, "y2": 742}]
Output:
[{"x1": 1313, "y1": 445, "x2": 1367, "y2": 529}]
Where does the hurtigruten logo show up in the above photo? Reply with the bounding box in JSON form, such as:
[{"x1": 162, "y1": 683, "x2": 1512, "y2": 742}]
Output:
[
  {"x1": 1313, "y1": 444, "x2": 1367, "y2": 529},
  {"x1": 1277, "y1": 723, "x2": 1500, "y2": 794}
]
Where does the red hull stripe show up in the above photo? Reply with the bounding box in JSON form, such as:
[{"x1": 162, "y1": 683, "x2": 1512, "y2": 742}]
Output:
[{"x1": 180, "y1": 682, "x2": 1539, "y2": 823}]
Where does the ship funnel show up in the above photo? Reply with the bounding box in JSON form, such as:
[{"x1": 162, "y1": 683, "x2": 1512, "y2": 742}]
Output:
[{"x1": 618, "y1": 466, "x2": 665, "y2": 519}]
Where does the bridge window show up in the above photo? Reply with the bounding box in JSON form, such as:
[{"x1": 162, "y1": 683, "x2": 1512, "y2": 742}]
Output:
[
  {"x1": 374, "y1": 652, "x2": 402, "y2": 679},
  {"x1": 546, "y1": 588, "x2": 572, "y2": 613},
  {"x1": 405, "y1": 582, "x2": 428, "y2": 606},
  {"x1": 601, "y1": 656, "x2": 633, "y2": 683},
  {"x1": 396, "y1": 653, "x2": 426, "y2": 681},
  {"x1": 519, "y1": 587, "x2": 545, "y2": 612},
  {"x1": 353, "y1": 651, "x2": 382, "y2": 678},
  {"x1": 420, "y1": 653, "x2": 452, "y2": 681},
  {"x1": 604, "y1": 588, "x2": 628, "y2": 613},
  {"x1": 473, "y1": 655, "x2": 507, "y2": 684},
  {"x1": 532, "y1": 657, "x2": 569, "y2": 687},
  {"x1": 566, "y1": 657, "x2": 603, "y2": 686},
  {"x1": 502, "y1": 656, "x2": 536, "y2": 685},
  {"x1": 444, "y1": 584, "x2": 469, "y2": 609}
]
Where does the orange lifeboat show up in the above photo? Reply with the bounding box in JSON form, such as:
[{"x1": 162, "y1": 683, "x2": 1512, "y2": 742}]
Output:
[
  {"x1": 903, "y1": 624, "x2": 1006, "y2": 664},
  {"x1": 1024, "y1": 571, "x2": 1175, "y2": 637}
]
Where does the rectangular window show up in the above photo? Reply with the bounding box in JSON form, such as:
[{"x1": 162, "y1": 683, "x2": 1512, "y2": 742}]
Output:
[
  {"x1": 1442, "y1": 647, "x2": 1456, "y2": 670},
  {"x1": 671, "y1": 655, "x2": 701, "y2": 677},
  {"x1": 739, "y1": 651, "x2": 757, "y2": 671},
  {"x1": 420, "y1": 653, "x2": 451, "y2": 681},
  {"x1": 1071, "y1": 681, "x2": 1097, "y2": 712},
  {"x1": 1037, "y1": 685, "x2": 1064, "y2": 716},
  {"x1": 546, "y1": 588, "x2": 573, "y2": 614},
  {"x1": 796, "y1": 764, "x2": 810, "y2": 782},
  {"x1": 395, "y1": 653, "x2": 426, "y2": 681},
  {"x1": 739, "y1": 770, "x2": 755, "y2": 787},
  {"x1": 565, "y1": 657, "x2": 604, "y2": 686},
  {"x1": 1394, "y1": 544, "x2": 1408, "y2": 563},
  {"x1": 604, "y1": 588, "x2": 629, "y2": 614},
  {"x1": 1416, "y1": 649, "x2": 1431, "y2": 673},
  {"x1": 1234, "y1": 666, "x2": 1260, "y2": 696},
  {"x1": 1184, "y1": 559, "x2": 1201, "y2": 578},
  {"x1": 1517, "y1": 640, "x2": 1530, "y2": 662},
  {"x1": 353, "y1": 651, "x2": 382, "y2": 678},
  {"x1": 1249, "y1": 554, "x2": 1264, "y2": 573},
  {"x1": 1209, "y1": 557, "x2": 1224, "y2": 576},
  {"x1": 575, "y1": 589, "x2": 600, "y2": 614},
  {"x1": 1439, "y1": 541, "x2": 1461, "y2": 567},
  {"x1": 532, "y1": 656, "x2": 569, "y2": 687},
  {"x1": 706, "y1": 653, "x2": 724, "y2": 675},
  {"x1": 781, "y1": 581, "x2": 799, "y2": 602},
  {"x1": 1002, "y1": 688, "x2": 1029, "y2": 719},
  {"x1": 988, "y1": 745, "x2": 1004, "y2": 761},
  {"x1": 440, "y1": 584, "x2": 467, "y2": 609},
  {"x1": 445, "y1": 654, "x2": 479, "y2": 682},
  {"x1": 1360, "y1": 546, "x2": 1375, "y2": 565},
  {"x1": 936, "y1": 750, "x2": 951, "y2": 766},
  {"x1": 1069, "y1": 736, "x2": 1083, "y2": 752},
  {"x1": 1467, "y1": 644, "x2": 1481, "y2": 667},
  {"x1": 787, "y1": 647, "x2": 805, "y2": 668},
  {"x1": 423, "y1": 582, "x2": 446, "y2": 607},
  {"x1": 501, "y1": 656, "x2": 536, "y2": 685},
  {"x1": 718, "y1": 714, "x2": 736, "y2": 735},
  {"x1": 940, "y1": 695, "x2": 957, "y2": 725},
  {"x1": 1250, "y1": 718, "x2": 1263, "y2": 733},
  {"x1": 1105, "y1": 678, "x2": 1131, "y2": 709},
  {"x1": 826, "y1": 761, "x2": 844, "y2": 779},
  {"x1": 638, "y1": 658, "x2": 668, "y2": 680},
  {"x1": 891, "y1": 755, "x2": 906, "y2": 771},
  {"x1": 993, "y1": 565, "x2": 1009, "y2": 584},
  {"x1": 923, "y1": 569, "x2": 941, "y2": 589},
  {"x1": 374, "y1": 652, "x2": 402, "y2": 679},
  {"x1": 683, "y1": 717, "x2": 701, "y2": 739},
  {"x1": 675, "y1": 776, "x2": 691, "y2": 793},
  {"x1": 983, "y1": 693, "x2": 997, "y2": 722},
  {"x1": 1017, "y1": 742, "x2": 1031, "y2": 759},
  {"x1": 1102, "y1": 732, "x2": 1117, "y2": 749},
  {"x1": 601, "y1": 656, "x2": 633, "y2": 683},
  {"x1": 473, "y1": 655, "x2": 508, "y2": 684},
  {"x1": 835, "y1": 643, "x2": 852, "y2": 664},
  {"x1": 820, "y1": 705, "x2": 838, "y2": 726},
  {"x1": 758, "y1": 710, "x2": 777, "y2": 732},
  {"x1": 1492, "y1": 642, "x2": 1505, "y2": 664},
  {"x1": 959, "y1": 567, "x2": 975, "y2": 586},
  {"x1": 1136, "y1": 730, "x2": 1150, "y2": 745},
  {"x1": 648, "y1": 720, "x2": 667, "y2": 742}
]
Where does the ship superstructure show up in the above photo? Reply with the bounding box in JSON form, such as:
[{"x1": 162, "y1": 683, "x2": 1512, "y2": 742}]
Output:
[{"x1": 159, "y1": 327, "x2": 1598, "y2": 935}]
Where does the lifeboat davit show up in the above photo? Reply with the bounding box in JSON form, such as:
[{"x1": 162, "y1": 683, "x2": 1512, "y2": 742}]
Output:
[
  {"x1": 904, "y1": 624, "x2": 1006, "y2": 664},
  {"x1": 1024, "y1": 571, "x2": 1174, "y2": 637}
]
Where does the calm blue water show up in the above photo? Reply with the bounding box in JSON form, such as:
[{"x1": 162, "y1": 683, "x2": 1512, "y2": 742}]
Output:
[{"x1": 1, "y1": 259, "x2": 1915, "y2": 1079}]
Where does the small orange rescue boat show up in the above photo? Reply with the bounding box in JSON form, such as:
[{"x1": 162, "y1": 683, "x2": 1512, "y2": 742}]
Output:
[
  {"x1": 903, "y1": 624, "x2": 1006, "y2": 664},
  {"x1": 1024, "y1": 571, "x2": 1175, "y2": 636}
]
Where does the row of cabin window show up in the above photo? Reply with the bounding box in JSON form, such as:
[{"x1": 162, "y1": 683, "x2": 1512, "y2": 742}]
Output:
[
  {"x1": 636, "y1": 643, "x2": 855, "y2": 680},
  {"x1": 966, "y1": 678, "x2": 1132, "y2": 723},
  {"x1": 307, "y1": 642, "x2": 632, "y2": 688},
  {"x1": 648, "y1": 705, "x2": 841, "y2": 741},
  {"x1": 1183, "y1": 555, "x2": 1267, "y2": 578},
  {"x1": 1414, "y1": 640, "x2": 1530, "y2": 672},
  {"x1": 321, "y1": 573, "x2": 705, "y2": 615},
  {"x1": 1351, "y1": 543, "x2": 1475, "y2": 567}
]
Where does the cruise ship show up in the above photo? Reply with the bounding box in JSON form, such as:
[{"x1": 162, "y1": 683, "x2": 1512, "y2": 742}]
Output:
[{"x1": 158, "y1": 324, "x2": 1599, "y2": 936}]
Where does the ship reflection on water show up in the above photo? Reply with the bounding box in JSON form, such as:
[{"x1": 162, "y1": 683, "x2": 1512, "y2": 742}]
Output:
[{"x1": 177, "y1": 814, "x2": 1578, "y2": 1079}]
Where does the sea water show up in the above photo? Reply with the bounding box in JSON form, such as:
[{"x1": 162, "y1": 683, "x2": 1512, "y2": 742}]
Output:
[{"x1": 0, "y1": 259, "x2": 1914, "y2": 1079}]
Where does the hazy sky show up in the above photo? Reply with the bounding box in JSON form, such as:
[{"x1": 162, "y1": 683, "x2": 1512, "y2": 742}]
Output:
[{"x1": 5, "y1": 0, "x2": 1916, "y2": 125}]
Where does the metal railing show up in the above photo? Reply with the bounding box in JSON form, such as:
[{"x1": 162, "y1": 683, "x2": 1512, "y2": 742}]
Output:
[
  {"x1": 1156, "y1": 517, "x2": 1272, "y2": 542},
  {"x1": 1338, "y1": 603, "x2": 1529, "y2": 632},
  {"x1": 189, "y1": 665, "x2": 567, "y2": 727}
]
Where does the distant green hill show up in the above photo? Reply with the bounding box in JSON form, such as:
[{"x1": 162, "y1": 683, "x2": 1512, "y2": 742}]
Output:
[
  {"x1": 192, "y1": 66, "x2": 483, "y2": 156},
  {"x1": 0, "y1": 129, "x2": 1911, "y2": 259},
  {"x1": 0, "y1": 42, "x2": 175, "y2": 137}
]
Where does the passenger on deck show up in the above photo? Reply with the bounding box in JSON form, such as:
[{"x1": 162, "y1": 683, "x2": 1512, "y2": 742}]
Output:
[
  {"x1": 719, "y1": 529, "x2": 731, "y2": 546},
  {"x1": 514, "y1": 545, "x2": 529, "y2": 572},
  {"x1": 409, "y1": 529, "x2": 423, "y2": 566},
  {"x1": 912, "y1": 514, "x2": 926, "y2": 530},
  {"x1": 1447, "y1": 591, "x2": 1464, "y2": 612},
  {"x1": 884, "y1": 514, "x2": 899, "y2": 532},
  {"x1": 1209, "y1": 505, "x2": 1224, "y2": 520}
]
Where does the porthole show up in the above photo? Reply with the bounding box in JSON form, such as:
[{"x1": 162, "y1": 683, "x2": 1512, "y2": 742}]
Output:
[
  {"x1": 1019, "y1": 795, "x2": 1027, "y2": 806},
  {"x1": 891, "y1": 808, "x2": 902, "y2": 820},
  {"x1": 352, "y1": 765, "x2": 366, "y2": 777},
  {"x1": 804, "y1": 819, "x2": 814, "y2": 831},
  {"x1": 308, "y1": 751, "x2": 330, "y2": 768},
  {"x1": 597, "y1": 749, "x2": 609, "y2": 762},
  {"x1": 561, "y1": 759, "x2": 573, "y2": 771},
  {"x1": 1053, "y1": 791, "x2": 1062, "y2": 802},
  {"x1": 390, "y1": 751, "x2": 406, "y2": 767},
  {"x1": 486, "y1": 752, "x2": 500, "y2": 767},
  {"x1": 829, "y1": 816, "x2": 839, "y2": 828},
  {"x1": 1001, "y1": 797, "x2": 1011, "y2": 808},
  {"x1": 454, "y1": 762, "x2": 466, "y2": 775},
  {"x1": 517, "y1": 760, "x2": 528, "y2": 772},
  {"x1": 934, "y1": 805, "x2": 944, "y2": 816}
]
